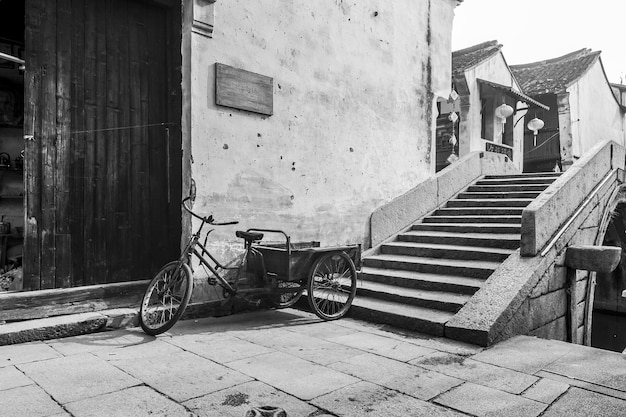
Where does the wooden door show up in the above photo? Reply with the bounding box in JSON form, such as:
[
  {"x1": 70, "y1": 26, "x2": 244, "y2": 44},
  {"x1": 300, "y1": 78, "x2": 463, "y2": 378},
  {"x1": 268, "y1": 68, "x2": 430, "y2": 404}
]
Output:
[{"x1": 24, "y1": 0, "x2": 182, "y2": 289}]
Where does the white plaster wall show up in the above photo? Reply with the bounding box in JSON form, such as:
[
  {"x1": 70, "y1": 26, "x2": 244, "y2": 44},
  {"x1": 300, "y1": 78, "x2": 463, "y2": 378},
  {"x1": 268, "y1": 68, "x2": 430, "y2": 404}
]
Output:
[
  {"x1": 187, "y1": 0, "x2": 457, "y2": 263},
  {"x1": 459, "y1": 53, "x2": 525, "y2": 171},
  {"x1": 568, "y1": 61, "x2": 625, "y2": 158}
]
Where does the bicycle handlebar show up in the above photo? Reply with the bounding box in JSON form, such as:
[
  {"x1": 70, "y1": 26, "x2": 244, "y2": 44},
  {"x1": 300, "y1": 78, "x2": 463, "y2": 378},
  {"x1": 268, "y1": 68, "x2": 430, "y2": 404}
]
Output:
[{"x1": 182, "y1": 197, "x2": 239, "y2": 226}]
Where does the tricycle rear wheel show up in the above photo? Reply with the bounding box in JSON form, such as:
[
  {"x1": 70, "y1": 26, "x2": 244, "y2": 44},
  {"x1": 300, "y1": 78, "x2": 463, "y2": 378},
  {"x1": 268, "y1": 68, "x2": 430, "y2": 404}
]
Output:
[{"x1": 307, "y1": 252, "x2": 357, "y2": 320}]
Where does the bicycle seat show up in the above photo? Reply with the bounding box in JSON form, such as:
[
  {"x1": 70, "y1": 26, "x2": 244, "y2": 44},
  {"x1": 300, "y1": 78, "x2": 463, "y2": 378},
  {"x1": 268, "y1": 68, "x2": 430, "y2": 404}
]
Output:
[{"x1": 236, "y1": 231, "x2": 264, "y2": 242}]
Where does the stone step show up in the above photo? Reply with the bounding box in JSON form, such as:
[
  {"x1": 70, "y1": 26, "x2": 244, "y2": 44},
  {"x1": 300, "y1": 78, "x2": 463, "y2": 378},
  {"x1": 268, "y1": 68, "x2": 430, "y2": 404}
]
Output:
[
  {"x1": 475, "y1": 177, "x2": 558, "y2": 186},
  {"x1": 467, "y1": 184, "x2": 549, "y2": 193},
  {"x1": 348, "y1": 297, "x2": 454, "y2": 336},
  {"x1": 458, "y1": 191, "x2": 542, "y2": 200},
  {"x1": 363, "y1": 254, "x2": 499, "y2": 279},
  {"x1": 357, "y1": 281, "x2": 470, "y2": 312},
  {"x1": 411, "y1": 223, "x2": 521, "y2": 234},
  {"x1": 381, "y1": 241, "x2": 513, "y2": 262},
  {"x1": 434, "y1": 207, "x2": 524, "y2": 216},
  {"x1": 483, "y1": 172, "x2": 561, "y2": 179},
  {"x1": 398, "y1": 230, "x2": 520, "y2": 249},
  {"x1": 359, "y1": 266, "x2": 484, "y2": 294},
  {"x1": 423, "y1": 215, "x2": 522, "y2": 224},
  {"x1": 447, "y1": 198, "x2": 534, "y2": 208}
]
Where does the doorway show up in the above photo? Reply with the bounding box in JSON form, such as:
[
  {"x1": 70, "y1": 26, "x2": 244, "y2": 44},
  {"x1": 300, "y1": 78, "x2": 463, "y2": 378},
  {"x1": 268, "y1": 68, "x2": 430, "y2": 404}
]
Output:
[{"x1": 18, "y1": 0, "x2": 182, "y2": 290}]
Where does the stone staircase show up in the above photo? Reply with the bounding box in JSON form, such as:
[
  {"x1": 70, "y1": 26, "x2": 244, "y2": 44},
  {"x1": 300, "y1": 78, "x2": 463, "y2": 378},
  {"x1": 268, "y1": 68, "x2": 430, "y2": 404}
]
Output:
[{"x1": 350, "y1": 172, "x2": 562, "y2": 336}]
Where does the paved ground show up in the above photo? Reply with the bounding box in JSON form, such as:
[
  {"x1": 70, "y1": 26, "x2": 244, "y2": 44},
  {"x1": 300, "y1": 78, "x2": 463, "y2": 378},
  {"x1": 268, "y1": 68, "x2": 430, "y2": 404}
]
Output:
[{"x1": 1, "y1": 308, "x2": 625, "y2": 417}]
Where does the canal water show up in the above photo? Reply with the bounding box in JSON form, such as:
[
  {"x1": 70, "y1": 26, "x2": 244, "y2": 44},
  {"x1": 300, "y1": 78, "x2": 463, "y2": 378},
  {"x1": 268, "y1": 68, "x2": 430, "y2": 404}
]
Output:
[{"x1": 592, "y1": 310, "x2": 626, "y2": 353}]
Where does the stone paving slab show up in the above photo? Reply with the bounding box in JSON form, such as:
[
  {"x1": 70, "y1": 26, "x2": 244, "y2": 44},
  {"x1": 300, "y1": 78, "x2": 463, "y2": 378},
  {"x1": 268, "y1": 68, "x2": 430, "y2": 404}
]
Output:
[
  {"x1": 411, "y1": 351, "x2": 539, "y2": 394},
  {"x1": 311, "y1": 381, "x2": 466, "y2": 417},
  {"x1": 470, "y1": 335, "x2": 581, "y2": 374},
  {"x1": 329, "y1": 352, "x2": 463, "y2": 401},
  {"x1": 541, "y1": 387, "x2": 626, "y2": 417},
  {"x1": 45, "y1": 328, "x2": 152, "y2": 356},
  {"x1": 434, "y1": 382, "x2": 548, "y2": 417},
  {"x1": 166, "y1": 332, "x2": 274, "y2": 363},
  {"x1": 234, "y1": 327, "x2": 362, "y2": 366},
  {"x1": 183, "y1": 380, "x2": 318, "y2": 417},
  {"x1": 104, "y1": 348, "x2": 252, "y2": 402},
  {"x1": 0, "y1": 340, "x2": 62, "y2": 367},
  {"x1": 0, "y1": 384, "x2": 68, "y2": 417},
  {"x1": 328, "y1": 330, "x2": 436, "y2": 361},
  {"x1": 17, "y1": 353, "x2": 141, "y2": 404},
  {"x1": 542, "y1": 344, "x2": 626, "y2": 392},
  {"x1": 521, "y1": 377, "x2": 570, "y2": 404},
  {"x1": 64, "y1": 386, "x2": 191, "y2": 417},
  {"x1": 0, "y1": 365, "x2": 34, "y2": 391},
  {"x1": 227, "y1": 351, "x2": 359, "y2": 400}
]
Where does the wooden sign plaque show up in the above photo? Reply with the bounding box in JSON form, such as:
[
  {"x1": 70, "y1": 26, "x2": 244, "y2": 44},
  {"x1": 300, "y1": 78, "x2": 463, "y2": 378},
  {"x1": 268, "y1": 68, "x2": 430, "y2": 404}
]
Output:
[{"x1": 215, "y1": 63, "x2": 273, "y2": 116}]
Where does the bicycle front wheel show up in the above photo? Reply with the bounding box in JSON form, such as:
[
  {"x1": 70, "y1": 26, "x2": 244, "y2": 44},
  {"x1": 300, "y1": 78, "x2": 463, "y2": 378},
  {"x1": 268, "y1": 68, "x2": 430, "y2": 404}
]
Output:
[
  {"x1": 140, "y1": 261, "x2": 193, "y2": 336},
  {"x1": 307, "y1": 252, "x2": 357, "y2": 320}
]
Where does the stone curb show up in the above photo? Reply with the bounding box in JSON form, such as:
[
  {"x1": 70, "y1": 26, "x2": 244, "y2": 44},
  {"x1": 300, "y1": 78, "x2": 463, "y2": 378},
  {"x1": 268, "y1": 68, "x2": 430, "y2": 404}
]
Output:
[{"x1": 0, "y1": 308, "x2": 139, "y2": 346}]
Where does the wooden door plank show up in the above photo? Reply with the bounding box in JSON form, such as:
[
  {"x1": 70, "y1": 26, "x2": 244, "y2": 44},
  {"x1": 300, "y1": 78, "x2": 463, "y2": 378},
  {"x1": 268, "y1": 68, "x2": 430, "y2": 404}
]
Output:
[
  {"x1": 128, "y1": 1, "x2": 147, "y2": 279},
  {"x1": 105, "y1": 1, "x2": 121, "y2": 282},
  {"x1": 116, "y1": 0, "x2": 132, "y2": 282},
  {"x1": 54, "y1": 0, "x2": 73, "y2": 288},
  {"x1": 82, "y1": 0, "x2": 98, "y2": 286},
  {"x1": 69, "y1": 0, "x2": 87, "y2": 286},
  {"x1": 24, "y1": 0, "x2": 44, "y2": 290},
  {"x1": 93, "y1": 0, "x2": 109, "y2": 285},
  {"x1": 39, "y1": 0, "x2": 58, "y2": 290}
]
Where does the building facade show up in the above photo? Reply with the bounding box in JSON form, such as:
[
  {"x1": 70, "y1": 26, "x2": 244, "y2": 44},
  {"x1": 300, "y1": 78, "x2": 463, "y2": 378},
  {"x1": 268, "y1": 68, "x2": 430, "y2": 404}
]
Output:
[
  {"x1": 0, "y1": 0, "x2": 463, "y2": 292},
  {"x1": 512, "y1": 49, "x2": 626, "y2": 172}
]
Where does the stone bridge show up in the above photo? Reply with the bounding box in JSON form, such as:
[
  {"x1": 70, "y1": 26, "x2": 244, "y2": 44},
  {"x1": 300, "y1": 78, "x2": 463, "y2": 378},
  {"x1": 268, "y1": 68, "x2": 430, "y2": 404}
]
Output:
[{"x1": 446, "y1": 139, "x2": 626, "y2": 346}]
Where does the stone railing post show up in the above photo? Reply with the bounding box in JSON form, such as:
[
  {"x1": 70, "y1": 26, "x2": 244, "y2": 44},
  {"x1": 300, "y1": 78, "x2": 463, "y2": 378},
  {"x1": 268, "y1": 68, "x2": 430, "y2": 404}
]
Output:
[{"x1": 564, "y1": 245, "x2": 621, "y2": 345}]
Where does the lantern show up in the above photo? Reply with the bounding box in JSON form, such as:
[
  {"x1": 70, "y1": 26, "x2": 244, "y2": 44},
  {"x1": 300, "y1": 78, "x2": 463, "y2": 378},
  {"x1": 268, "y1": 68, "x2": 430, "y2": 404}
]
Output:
[
  {"x1": 495, "y1": 103, "x2": 514, "y2": 134},
  {"x1": 495, "y1": 103, "x2": 514, "y2": 120},
  {"x1": 527, "y1": 117, "x2": 545, "y2": 146}
]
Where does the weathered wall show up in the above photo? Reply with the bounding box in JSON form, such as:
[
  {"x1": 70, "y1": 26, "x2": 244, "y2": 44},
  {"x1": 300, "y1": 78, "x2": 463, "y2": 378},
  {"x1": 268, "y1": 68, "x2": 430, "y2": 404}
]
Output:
[
  {"x1": 568, "y1": 61, "x2": 625, "y2": 158},
  {"x1": 457, "y1": 53, "x2": 525, "y2": 171},
  {"x1": 185, "y1": 0, "x2": 458, "y2": 268}
]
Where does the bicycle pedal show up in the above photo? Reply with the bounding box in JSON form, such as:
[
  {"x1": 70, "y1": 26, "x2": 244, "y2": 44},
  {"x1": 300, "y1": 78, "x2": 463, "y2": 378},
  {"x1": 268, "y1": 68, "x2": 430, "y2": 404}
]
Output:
[{"x1": 207, "y1": 276, "x2": 217, "y2": 285}]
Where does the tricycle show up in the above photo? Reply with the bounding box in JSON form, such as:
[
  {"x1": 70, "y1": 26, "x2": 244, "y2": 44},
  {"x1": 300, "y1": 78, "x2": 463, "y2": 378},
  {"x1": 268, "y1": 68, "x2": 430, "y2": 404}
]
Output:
[{"x1": 139, "y1": 194, "x2": 360, "y2": 336}]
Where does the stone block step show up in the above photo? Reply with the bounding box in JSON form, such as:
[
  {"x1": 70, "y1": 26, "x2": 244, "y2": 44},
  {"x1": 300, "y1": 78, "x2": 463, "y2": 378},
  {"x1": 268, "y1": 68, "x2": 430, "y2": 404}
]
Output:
[
  {"x1": 458, "y1": 191, "x2": 541, "y2": 200},
  {"x1": 411, "y1": 223, "x2": 521, "y2": 234},
  {"x1": 447, "y1": 198, "x2": 534, "y2": 208},
  {"x1": 467, "y1": 184, "x2": 549, "y2": 193},
  {"x1": 434, "y1": 207, "x2": 524, "y2": 216},
  {"x1": 363, "y1": 254, "x2": 499, "y2": 279},
  {"x1": 423, "y1": 215, "x2": 522, "y2": 224},
  {"x1": 483, "y1": 172, "x2": 561, "y2": 179},
  {"x1": 359, "y1": 266, "x2": 484, "y2": 294},
  {"x1": 381, "y1": 241, "x2": 513, "y2": 262},
  {"x1": 398, "y1": 230, "x2": 520, "y2": 249},
  {"x1": 475, "y1": 177, "x2": 558, "y2": 186},
  {"x1": 348, "y1": 297, "x2": 454, "y2": 336},
  {"x1": 357, "y1": 281, "x2": 470, "y2": 312}
]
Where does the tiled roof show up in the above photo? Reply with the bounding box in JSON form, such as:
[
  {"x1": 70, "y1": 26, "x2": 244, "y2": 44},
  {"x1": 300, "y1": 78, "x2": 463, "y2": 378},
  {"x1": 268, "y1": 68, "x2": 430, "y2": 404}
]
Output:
[
  {"x1": 510, "y1": 49, "x2": 601, "y2": 95},
  {"x1": 452, "y1": 40, "x2": 502, "y2": 78}
]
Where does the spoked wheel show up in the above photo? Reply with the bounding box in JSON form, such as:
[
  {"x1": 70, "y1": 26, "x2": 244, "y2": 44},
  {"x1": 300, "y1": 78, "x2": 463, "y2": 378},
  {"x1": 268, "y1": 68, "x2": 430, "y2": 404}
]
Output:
[
  {"x1": 271, "y1": 281, "x2": 305, "y2": 308},
  {"x1": 139, "y1": 261, "x2": 193, "y2": 336},
  {"x1": 307, "y1": 252, "x2": 357, "y2": 320}
]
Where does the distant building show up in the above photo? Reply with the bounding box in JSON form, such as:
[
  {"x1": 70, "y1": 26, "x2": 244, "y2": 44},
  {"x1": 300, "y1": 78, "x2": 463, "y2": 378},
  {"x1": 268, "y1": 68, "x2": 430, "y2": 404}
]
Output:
[
  {"x1": 511, "y1": 49, "x2": 626, "y2": 172},
  {"x1": 438, "y1": 41, "x2": 548, "y2": 172}
]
